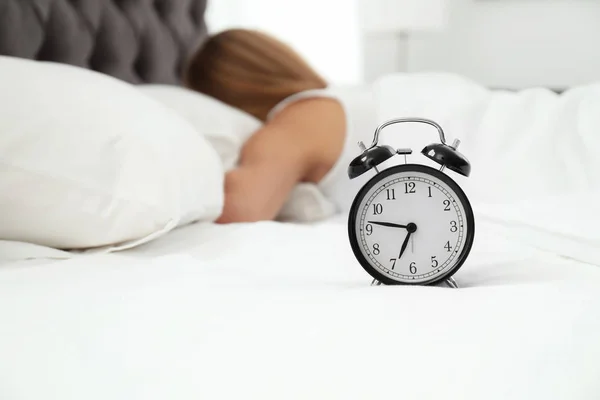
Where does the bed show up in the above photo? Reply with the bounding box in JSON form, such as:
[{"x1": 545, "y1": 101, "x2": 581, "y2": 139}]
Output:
[{"x1": 1, "y1": 1, "x2": 600, "y2": 399}]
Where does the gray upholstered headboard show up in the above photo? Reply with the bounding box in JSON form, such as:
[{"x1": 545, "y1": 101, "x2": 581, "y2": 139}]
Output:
[{"x1": 0, "y1": 0, "x2": 209, "y2": 85}]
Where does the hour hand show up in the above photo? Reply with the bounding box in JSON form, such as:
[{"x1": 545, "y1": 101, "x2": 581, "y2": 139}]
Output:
[
  {"x1": 398, "y1": 232, "x2": 411, "y2": 259},
  {"x1": 367, "y1": 221, "x2": 408, "y2": 229}
]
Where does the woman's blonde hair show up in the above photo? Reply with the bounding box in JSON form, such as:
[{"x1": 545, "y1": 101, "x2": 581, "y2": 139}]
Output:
[{"x1": 185, "y1": 29, "x2": 327, "y2": 121}]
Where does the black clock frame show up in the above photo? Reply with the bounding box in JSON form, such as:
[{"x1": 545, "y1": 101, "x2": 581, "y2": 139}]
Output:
[{"x1": 348, "y1": 164, "x2": 475, "y2": 286}]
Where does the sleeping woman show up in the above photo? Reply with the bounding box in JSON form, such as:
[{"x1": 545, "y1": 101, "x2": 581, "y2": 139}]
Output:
[
  {"x1": 185, "y1": 28, "x2": 377, "y2": 223},
  {"x1": 185, "y1": 29, "x2": 600, "y2": 224}
]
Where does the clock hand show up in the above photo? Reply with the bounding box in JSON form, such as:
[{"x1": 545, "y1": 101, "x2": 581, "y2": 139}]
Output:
[
  {"x1": 367, "y1": 221, "x2": 408, "y2": 229},
  {"x1": 398, "y1": 223, "x2": 418, "y2": 259},
  {"x1": 398, "y1": 232, "x2": 411, "y2": 259}
]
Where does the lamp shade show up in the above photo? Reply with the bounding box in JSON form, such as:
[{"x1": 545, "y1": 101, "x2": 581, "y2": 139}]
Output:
[{"x1": 361, "y1": 0, "x2": 448, "y2": 32}]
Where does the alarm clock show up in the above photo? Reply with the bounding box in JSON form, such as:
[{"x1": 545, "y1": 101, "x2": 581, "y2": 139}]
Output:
[{"x1": 347, "y1": 118, "x2": 475, "y2": 288}]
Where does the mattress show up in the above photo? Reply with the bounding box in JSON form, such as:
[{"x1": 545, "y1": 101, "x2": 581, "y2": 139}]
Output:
[{"x1": 1, "y1": 210, "x2": 600, "y2": 400}]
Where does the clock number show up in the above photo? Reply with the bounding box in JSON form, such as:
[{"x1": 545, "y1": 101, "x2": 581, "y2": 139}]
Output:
[
  {"x1": 389, "y1": 258, "x2": 397, "y2": 270},
  {"x1": 444, "y1": 241, "x2": 452, "y2": 252},
  {"x1": 431, "y1": 256, "x2": 438, "y2": 268},
  {"x1": 373, "y1": 243, "x2": 380, "y2": 255},
  {"x1": 409, "y1": 262, "x2": 417, "y2": 274},
  {"x1": 428, "y1": 186, "x2": 433, "y2": 198},
  {"x1": 450, "y1": 221, "x2": 458, "y2": 232},
  {"x1": 443, "y1": 199, "x2": 451, "y2": 211},
  {"x1": 386, "y1": 188, "x2": 396, "y2": 200},
  {"x1": 373, "y1": 203, "x2": 383, "y2": 215},
  {"x1": 365, "y1": 224, "x2": 373, "y2": 236},
  {"x1": 404, "y1": 182, "x2": 416, "y2": 194}
]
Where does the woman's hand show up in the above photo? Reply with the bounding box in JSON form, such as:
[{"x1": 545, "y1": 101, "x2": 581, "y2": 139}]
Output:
[
  {"x1": 216, "y1": 164, "x2": 297, "y2": 223},
  {"x1": 216, "y1": 97, "x2": 345, "y2": 223}
]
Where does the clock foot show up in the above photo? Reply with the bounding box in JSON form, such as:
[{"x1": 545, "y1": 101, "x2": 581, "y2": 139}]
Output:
[
  {"x1": 444, "y1": 277, "x2": 459, "y2": 289},
  {"x1": 371, "y1": 279, "x2": 382, "y2": 286}
]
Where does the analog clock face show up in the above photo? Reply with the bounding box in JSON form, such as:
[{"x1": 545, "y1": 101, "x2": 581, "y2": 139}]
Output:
[{"x1": 348, "y1": 164, "x2": 474, "y2": 285}]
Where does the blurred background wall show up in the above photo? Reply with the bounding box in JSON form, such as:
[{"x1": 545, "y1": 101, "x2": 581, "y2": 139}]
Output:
[
  {"x1": 207, "y1": 0, "x2": 600, "y2": 90},
  {"x1": 206, "y1": 0, "x2": 363, "y2": 85},
  {"x1": 406, "y1": 0, "x2": 600, "y2": 90}
]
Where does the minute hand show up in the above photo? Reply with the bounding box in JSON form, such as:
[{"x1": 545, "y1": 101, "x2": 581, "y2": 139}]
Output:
[{"x1": 367, "y1": 221, "x2": 408, "y2": 229}]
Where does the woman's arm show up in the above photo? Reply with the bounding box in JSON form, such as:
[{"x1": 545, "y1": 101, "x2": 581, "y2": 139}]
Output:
[{"x1": 216, "y1": 97, "x2": 345, "y2": 223}]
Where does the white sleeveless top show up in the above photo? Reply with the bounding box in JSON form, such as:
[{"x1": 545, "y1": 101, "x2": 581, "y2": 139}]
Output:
[{"x1": 267, "y1": 86, "x2": 379, "y2": 214}]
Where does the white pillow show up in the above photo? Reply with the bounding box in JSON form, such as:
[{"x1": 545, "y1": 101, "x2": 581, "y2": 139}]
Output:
[
  {"x1": 138, "y1": 85, "x2": 260, "y2": 170},
  {"x1": 0, "y1": 56, "x2": 224, "y2": 251},
  {"x1": 138, "y1": 85, "x2": 337, "y2": 222}
]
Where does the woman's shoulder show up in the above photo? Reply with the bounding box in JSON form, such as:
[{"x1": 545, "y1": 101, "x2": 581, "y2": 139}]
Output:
[{"x1": 271, "y1": 86, "x2": 380, "y2": 211}]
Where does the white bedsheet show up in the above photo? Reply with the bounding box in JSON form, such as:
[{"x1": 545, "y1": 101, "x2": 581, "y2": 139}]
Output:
[{"x1": 1, "y1": 215, "x2": 600, "y2": 400}]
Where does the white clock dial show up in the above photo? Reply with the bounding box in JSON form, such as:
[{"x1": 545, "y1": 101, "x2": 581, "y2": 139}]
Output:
[{"x1": 349, "y1": 165, "x2": 474, "y2": 285}]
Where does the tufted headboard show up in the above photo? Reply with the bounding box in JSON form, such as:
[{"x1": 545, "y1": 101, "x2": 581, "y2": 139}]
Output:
[{"x1": 0, "y1": 0, "x2": 209, "y2": 85}]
